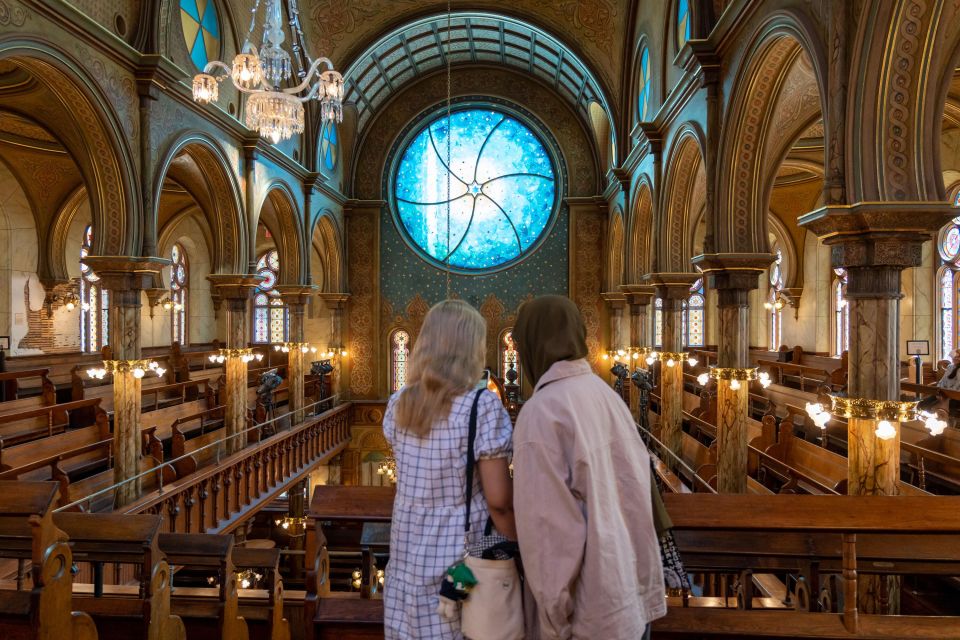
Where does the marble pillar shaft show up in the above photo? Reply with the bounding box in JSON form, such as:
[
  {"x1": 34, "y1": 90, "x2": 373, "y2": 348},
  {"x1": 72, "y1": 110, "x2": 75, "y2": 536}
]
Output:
[
  {"x1": 716, "y1": 291, "x2": 750, "y2": 369},
  {"x1": 716, "y1": 381, "x2": 748, "y2": 494},
  {"x1": 224, "y1": 300, "x2": 248, "y2": 455},
  {"x1": 609, "y1": 306, "x2": 625, "y2": 348},
  {"x1": 660, "y1": 298, "x2": 684, "y2": 463},
  {"x1": 110, "y1": 290, "x2": 143, "y2": 506},
  {"x1": 287, "y1": 304, "x2": 306, "y2": 424}
]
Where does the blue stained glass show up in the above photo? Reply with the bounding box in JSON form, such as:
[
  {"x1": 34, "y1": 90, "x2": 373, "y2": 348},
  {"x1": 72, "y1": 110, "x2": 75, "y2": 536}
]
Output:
[
  {"x1": 677, "y1": 0, "x2": 691, "y2": 49},
  {"x1": 638, "y1": 47, "x2": 651, "y2": 121},
  {"x1": 392, "y1": 108, "x2": 557, "y2": 271}
]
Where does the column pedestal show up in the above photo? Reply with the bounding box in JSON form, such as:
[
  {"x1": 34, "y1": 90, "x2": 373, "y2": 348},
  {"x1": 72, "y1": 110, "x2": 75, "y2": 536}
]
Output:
[
  {"x1": 209, "y1": 275, "x2": 262, "y2": 456},
  {"x1": 82, "y1": 257, "x2": 169, "y2": 508}
]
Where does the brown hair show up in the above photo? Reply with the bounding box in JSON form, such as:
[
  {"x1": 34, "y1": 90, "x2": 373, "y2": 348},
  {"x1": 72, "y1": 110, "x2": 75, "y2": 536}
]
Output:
[{"x1": 393, "y1": 300, "x2": 486, "y2": 435}]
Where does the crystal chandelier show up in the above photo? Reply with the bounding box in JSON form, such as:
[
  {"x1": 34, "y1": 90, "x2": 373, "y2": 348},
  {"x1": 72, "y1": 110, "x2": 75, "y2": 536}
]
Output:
[{"x1": 191, "y1": 0, "x2": 344, "y2": 143}]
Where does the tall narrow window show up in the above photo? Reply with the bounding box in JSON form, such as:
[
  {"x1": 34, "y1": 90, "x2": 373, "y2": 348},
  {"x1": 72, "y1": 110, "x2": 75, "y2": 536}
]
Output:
[
  {"x1": 676, "y1": 0, "x2": 691, "y2": 50},
  {"x1": 937, "y1": 213, "x2": 960, "y2": 359},
  {"x1": 500, "y1": 329, "x2": 521, "y2": 388},
  {"x1": 637, "y1": 46, "x2": 651, "y2": 122},
  {"x1": 834, "y1": 268, "x2": 849, "y2": 356},
  {"x1": 685, "y1": 279, "x2": 705, "y2": 347},
  {"x1": 79, "y1": 225, "x2": 109, "y2": 352},
  {"x1": 390, "y1": 329, "x2": 410, "y2": 393},
  {"x1": 654, "y1": 297, "x2": 663, "y2": 349},
  {"x1": 768, "y1": 249, "x2": 784, "y2": 350},
  {"x1": 252, "y1": 250, "x2": 287, "y2": 344},
  {"x1": 170, "y1": 243, "x2": 188, "y2": 345},
  {"x1": 321, "y1": 122, "x2": 338, "y2": 171}
]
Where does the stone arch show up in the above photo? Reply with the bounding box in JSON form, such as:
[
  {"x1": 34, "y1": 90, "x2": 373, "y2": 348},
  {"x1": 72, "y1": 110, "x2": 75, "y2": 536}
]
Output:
[
  {"x1": 589, "y1": 101, "x2": 615, "y2": 170},
  {"x1": 628, "y1": 179, "x2": 654, "y2": 282},
  {"x1": 606, "y1": 208, "x2": 625, "y2": 290},
  {"x1": 928, "y1": 11, "x2": 960, "y2": 201},
  {"x1": 659, "y1": 126, "x2": 705, "y2": 272},
  {"x1": 46, "y1": 185, "x2": 88, "y2": 285},
  {"x1": 716, "y1": 13, "x2": 827, "y2": 253},
  {"x1": 310, "y1": 212, "x2": 345, "y2": 293},
  {"x1": 152, "y1": 133, "x2": 246, "y2": 274},
  {"x1": 0, "y1": 39, "x2": 139, "y2": 257},
  {"x1": 256, "y1": 182, "x2": 304, "y2": 285},
  {"x1": 767, "y1": 213, "x2": 798, "y2": 289}
]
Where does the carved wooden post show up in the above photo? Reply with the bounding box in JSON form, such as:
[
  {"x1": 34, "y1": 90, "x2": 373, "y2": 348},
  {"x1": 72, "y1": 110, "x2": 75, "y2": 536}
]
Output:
[
  {"x1": 209, "y1": 275, "x2": 262, "y2": 456},
  {"x1": 277, "y1": 286, "x2": 315, "y2": 424},
  {"x1": 82, "y1": 257, "x2": 169, "y2": 508},
  {"x1": 694, "y1": 255, "x2": 771, "y2": 494}
]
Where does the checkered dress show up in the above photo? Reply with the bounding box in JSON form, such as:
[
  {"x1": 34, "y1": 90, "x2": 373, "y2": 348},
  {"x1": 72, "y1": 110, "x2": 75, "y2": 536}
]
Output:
[{"x1": 383, "y1": 388, "x2": 513, "y2": 639}]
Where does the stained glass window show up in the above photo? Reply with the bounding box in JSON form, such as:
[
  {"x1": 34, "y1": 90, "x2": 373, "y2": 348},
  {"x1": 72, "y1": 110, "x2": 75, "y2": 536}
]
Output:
[
  {"x1": 834, "y1": 268, "x2": 849, "y2": 357},
  {"x1": 392, "y1": 107, "x2": 557, "y2": 272},
  {"x1": 938, "y1": 210, "x2": 960, "y2": 359},
  {"x1": 390, "y1": 329, "x2": 410, "y2": 393},
  {"x1": 500, "y1": 329, "x2": 521, "y2": 388},
  {"x1": 941, "y1": 268, "x2": 954, "y2": 359},
  {"x1": 677, "y1": 0, "x2": 691, "y2": 50},
  {"x1": 769, "y1": 249, "x2": 784, "y2": 350},
  {"x1": 170, "y1": 243, "x2": 188, "y2": 345},
  {"x1": 180, "y1": 0, "x2": 220, "y2": 71},
  {"x1": 638, "y1": 46, "x2": 651, "y2": 122},
  {"x1": 321, "y1": 122, "x2": 338, "y2": 171},
  {"x1": 685, "y1": 280, "x2": 705, "y2": 348},
  {"x1": 654, "y1": 298, "x2": 663, "y2": 349},
  {"x1": 252, "y1": 250, "x2": 287, "y2": 344},
  {"x1": 79, "y1": 226, "x2": 109, "y2": 352}
]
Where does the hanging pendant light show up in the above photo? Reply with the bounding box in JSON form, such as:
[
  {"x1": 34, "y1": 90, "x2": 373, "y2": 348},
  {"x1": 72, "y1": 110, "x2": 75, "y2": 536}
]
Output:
[{"x1": 191, "y1": 0, "x2": 344, "y2": 143}]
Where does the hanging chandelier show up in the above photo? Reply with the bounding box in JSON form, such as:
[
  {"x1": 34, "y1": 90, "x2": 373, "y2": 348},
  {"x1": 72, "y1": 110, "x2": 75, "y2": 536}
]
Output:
[{"x1": 191, "y1": 0, "x2": 344, "y2": 143}]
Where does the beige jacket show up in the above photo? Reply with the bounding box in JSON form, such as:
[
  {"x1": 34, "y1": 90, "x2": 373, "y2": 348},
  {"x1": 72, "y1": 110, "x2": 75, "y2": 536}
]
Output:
[{"x1": 513, "y1": 359, "x2": 666, "y2": 640}]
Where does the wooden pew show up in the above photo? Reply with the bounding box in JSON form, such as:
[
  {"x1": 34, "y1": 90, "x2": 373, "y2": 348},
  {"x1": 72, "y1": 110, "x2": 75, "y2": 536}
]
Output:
[
  {"x1": 158, "y1": 532, "x2": 249, "y2": 640},
  {"x1": 0, "y1": 369, "x2": 56, "y2": 408},
  {"x1": 0, "y1": 397, "x2": 101, "y2": 449},
  {"x1": 654, "y1": 494, "x2": 960, "y2": 638},
  {"x1": 0, "y1": 481, "x2": 98, "y2": 639},
  {"x1": 53, "y1": 512, "x2": 185, "y2": 640},
  {"x1": 233, "y1": 547, "x2": 291, "y2": 640}
]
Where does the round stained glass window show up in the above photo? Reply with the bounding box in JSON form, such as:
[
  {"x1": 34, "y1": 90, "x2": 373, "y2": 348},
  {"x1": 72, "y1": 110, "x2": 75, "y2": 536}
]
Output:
[
  {"x1": 391, "y1": 107, "x2": 558, "y2": 272},
  {"x1": 180, "y1": 0, "x2": 220, "y2": 71},
  {"x1": 942, "y1": 226, "x2": 960, "y2": 261}
]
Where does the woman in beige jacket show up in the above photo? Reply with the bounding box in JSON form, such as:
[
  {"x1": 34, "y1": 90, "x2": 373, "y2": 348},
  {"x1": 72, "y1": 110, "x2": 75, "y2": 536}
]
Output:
[{"x1": 512, "y1": 295, "x2": 665, "y2": 640}]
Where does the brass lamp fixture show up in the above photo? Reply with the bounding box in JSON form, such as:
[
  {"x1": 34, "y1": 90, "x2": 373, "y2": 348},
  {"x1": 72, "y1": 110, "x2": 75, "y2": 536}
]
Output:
[{"x1": 805, "y1": 396, "x2": 948, "y2": 439}]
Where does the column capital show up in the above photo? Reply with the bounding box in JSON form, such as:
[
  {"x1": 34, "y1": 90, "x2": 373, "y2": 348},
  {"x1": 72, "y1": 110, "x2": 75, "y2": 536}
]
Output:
[
  {"x1": 641, "y1": 272, "x2": 701, "y2": 300},
  {"x1": 317, "y1": 292, "x2": 351, "y2": 311},
  {"x1": 621, "y1": 284, "x2": 656, "y2": 308},
  {"x1": 601, "y1": 291, "x2": 627, "y2": 310},
  {"x1": 81, "y1": 256, "x2": 170, "y2": 293},
  {"x1": 798, "y1": 201, "x2": 955, "y2": 241},
  {"x1": 276, "y1": 284, "x2": 318, "y2": 307},
  {"x1": 692, "y1": 252, "x2": 772, "y2": 291},
  {"x1": 207, "y1": 274, "x2": 263, "y2": 301}
]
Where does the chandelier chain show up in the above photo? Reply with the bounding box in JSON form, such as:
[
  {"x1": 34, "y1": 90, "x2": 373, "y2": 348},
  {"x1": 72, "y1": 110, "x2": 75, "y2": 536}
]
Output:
[
  {"x1": 445, "y1": 0, "x2": 452, "y2": 300},
  {"x1": 245, "y1": 0, "x2": 262, "y2": 47}
]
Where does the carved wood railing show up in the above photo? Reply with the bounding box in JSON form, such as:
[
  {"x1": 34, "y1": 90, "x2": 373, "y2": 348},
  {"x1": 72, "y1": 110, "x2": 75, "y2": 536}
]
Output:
[{"x1": 124, "y1": 402, "x2": 351, "y2": 534}]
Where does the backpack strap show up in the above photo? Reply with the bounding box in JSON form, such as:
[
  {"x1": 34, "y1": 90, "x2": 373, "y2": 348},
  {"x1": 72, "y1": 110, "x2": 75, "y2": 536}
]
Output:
[{"x1": 464, "y1": 388, "x2": 486, "y2": 534}]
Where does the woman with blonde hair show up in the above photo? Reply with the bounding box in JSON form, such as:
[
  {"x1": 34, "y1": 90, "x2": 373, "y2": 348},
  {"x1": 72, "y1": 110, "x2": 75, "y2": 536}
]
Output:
[{"x1": 383, "y1": 299, "x2": 516, "y2": 639}]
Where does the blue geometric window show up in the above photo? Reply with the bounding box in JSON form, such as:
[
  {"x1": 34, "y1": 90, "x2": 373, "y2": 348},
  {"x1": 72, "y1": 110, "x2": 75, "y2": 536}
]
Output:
[
  {"x1": 392, "y1": 107, "x2": 557, "y2": 272},
  {"x1": 180, "y1": 0, "x2": 220, "y2": 71},
  {"x1": 677, "y1": 0, "x2": 691, "y2": 50},
  {"x1": 638, "y1": 46, "x2": 651, "y2": 121},
  {"x1": 321, "y1": 122, "x2": 338, "y2": 171}
]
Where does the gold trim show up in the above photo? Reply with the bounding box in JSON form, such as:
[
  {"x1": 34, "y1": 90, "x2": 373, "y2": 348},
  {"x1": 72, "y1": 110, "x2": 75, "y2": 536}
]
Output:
[
  {"x1": 829, "y1": 396, "x2": 918, "y2": 421},
  {"x1": 709, "y1": 367, "x2": 759, "y2": 381},
  {"x1": 219, "y1": 348, "x2": 257, "y2": 358}
]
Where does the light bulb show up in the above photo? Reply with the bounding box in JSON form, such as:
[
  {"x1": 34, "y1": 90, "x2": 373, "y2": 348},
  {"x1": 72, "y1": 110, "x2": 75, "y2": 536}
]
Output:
[
  {"x1": 760, "y1": 377, "x2": 771, "y2": 389},
  {"x1": 241, "y1": 579, "x2": 250, "y2": 589},
  {"x1": 340, "y1": 350, "x2": 348, "y2": 357},
  {"x1": 764, "y1": 302, "x2": 773, "y2": 310},
  {"x1": 666, "y1": 358, "x2": 675, "y2": 368},
  {"x1": 301, "y1": 346, "x2": 309, "y2": 353},
  {"x1": 86, "y1": 368, "x2": 97, "y2": 378},
  {"x1": 923, "y1": 412, "x2": 947, "y2": 436},
  {"x1": 149, "y1": 361, "x2": 158, "y2": 370},
  {"x1": 311, "y1": 347, "x2": 318, "y2": 353},
  {"x1": 697, "y1": 373, "x2": 709, "y2": 386},
  {"x1": 632, "y1": 352, "x2": 639, "y2": 360},
  {"x1": 729, "y1": 379, "x2": 741, "y2": 390},
  {"x1": 812, "y1": 412, "x2": 830, "y2": 429},
  {"x1": 601, "y1": 354, "x2": 609, "y2": 360},
  {"x1": 805, "y1": 402, "x2": 824, "y2": 419},
  {"x1": 274, "y1": 345, "x2": 281, "y2": 351},
  {"x1": 617, "y1": 349, "x2": 626, "y2": 357},
  {"x1": 132, "y1": 368, "x2": 145, "y2": 379},
  {"x1": 155, "y1": 368, "x2": 166, "y2": 377},
  {"x1": 255, "y1": 353, "x2": 264, "y2": 361},
  {"x1": 875, "y1": 420, "x2": 896, "y2": 440},
  {"x1": 209, "y1": 355, "x2": 217, "y2": 363},
  {"x1": 687, "y1": 358, "x2": 698, "y2": 367},
  {"x1": 163, "y1": 300, "x2": 172, "y2": 310},
  {"x1": 65, "y1": 301, "x2": 75, "y2": 311},
  {"x1": 645, "y1": 356, "x2": 655, "y2": 365}
]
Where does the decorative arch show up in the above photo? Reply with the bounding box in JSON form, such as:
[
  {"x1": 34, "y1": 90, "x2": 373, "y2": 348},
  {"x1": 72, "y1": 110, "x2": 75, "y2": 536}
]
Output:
[
  {"x1": 0, "y1": 40, "x2": 139, "y2": 257},
  {"x1": 152, "y1": 133, "x2": 246, "y2": 274},
  {"x1": 716, "y1": 13, "x2": 827, "y2": 253},
  {"x1": 659, "y1": 126, "x2": 705, "y2": 272},
  {"x1": 767, "y1": 213, "x2": 799, "y2": 289},
  {"x1": 631, "y1": 36, "x2": 653, "y2": 128},
  {"x1": 255, "y1": 182, "x2": 304, "y2": 285},
  {"x1": 311, "y1": 212, "x2": 345, "y2": 292},
  {"x1": 628, "y1": 179, "x2": 654, "y2": 281},
  {"x1": 606, "y1": 208, "x2": 625, "y2": 290},
  {"x1": 46, "y1": 185, "x2": 88, "y2": 284}
]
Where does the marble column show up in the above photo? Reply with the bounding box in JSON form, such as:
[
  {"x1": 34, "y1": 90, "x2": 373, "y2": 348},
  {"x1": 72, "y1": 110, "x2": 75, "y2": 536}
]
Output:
[
  {"x1": 318, "y1": 293, "x2": 350, "y2": 399},
  {"x1": 82, "y1": 257, "x2": 169, "y2": 508},
  {"x1": 602, "y1": 292, "x2": 629, "y2": 404},
  {"x1": 277, "y1": 286, "x2": 316, "y2": 424},
  {"x1": 694, "y1": 255, "x2": 771, "y2": 494},
  {"x1": 623, "y1": 285, "x2": 655, "y2": 417},
  {"x1": 645, "y1": 274, "x2": 700, "y2": 465},
  {"x1": 208, "y1": 275, "x2": 261, "y2": 455}
]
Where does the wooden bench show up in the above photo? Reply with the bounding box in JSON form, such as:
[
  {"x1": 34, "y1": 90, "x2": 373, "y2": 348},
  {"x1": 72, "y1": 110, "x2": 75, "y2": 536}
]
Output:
[
  {"x1": 53, "y1": 512, "x2": 185, "y2": 640},
  {"x1": 0, "y1": 369, "x2": 56, "y2": 408},
  {"x1": 654, "y1": 494, "x2": 960, "y2": 638},
  {"x1": 158, "y1": 532, "x2": 249, "y2": 640},
  {"x1": 0, "y1": 481, "x2": 97, "y2": 639},
  {"x1": 0, "y1": 397, "x2": 102, "y2": 449},
  {"x1": 233, "y1": 547, "x2": 291, "y2": 640},
  {"x1": 71, "y1": 360, "x2": 176, "y2": 413}
]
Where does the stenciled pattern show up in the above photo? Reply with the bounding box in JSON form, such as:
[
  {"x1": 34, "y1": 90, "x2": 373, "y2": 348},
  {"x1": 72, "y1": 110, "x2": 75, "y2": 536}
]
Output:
[{"x1": 393, "y1": 108, "x2": 557, "y2": 272}]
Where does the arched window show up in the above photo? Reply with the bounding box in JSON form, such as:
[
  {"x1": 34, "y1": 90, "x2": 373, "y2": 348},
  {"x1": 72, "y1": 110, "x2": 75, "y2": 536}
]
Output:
[
  {"x1": 676, "y1": 0, "x2": 691, "y2": 50},
  {"x1": 179, "y1": 0, "x2": 220, "y2": 71},
  {"x1": 937, "y1": 214, "x2": 960, "y2": 359},
  {"x1": 833, "y1": 268, "x2": 849, "y2": 357},
  {"x1": 654, "y1": 297, "x2": 663, "y2": 349},
  {"x1": 768, "y1": 249, "x2": 784, "y2": 350},
  {"x1": 684, "y1": 279, "x2": 705, "y2": 347},
  {"x1": 390, "y1": 329, "x2": 410, "y2": 393},
  {"x1": 252, "y1": 250, "x2": 287, "y2": 344},
  {"x1": 637, "y1": 46, "x2": 651, "y2": 122},
  {"x1": 320, "y1": 122, "x2": 338, "y2": 171},
  {"x1": 500, "y1": 329, "x2": 521, "y2": 388},
  {"x1": 79, "y1": 225, "x2": 109, "y2": 352},
  {"x1": 170, "y1": 243, "x2": 188, "y2": 345}
]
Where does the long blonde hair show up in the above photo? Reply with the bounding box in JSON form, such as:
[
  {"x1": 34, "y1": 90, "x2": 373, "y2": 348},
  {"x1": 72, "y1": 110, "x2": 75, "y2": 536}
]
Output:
[{"x1": 394, "y1": 299, "x2": 486, "y2": 435}]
